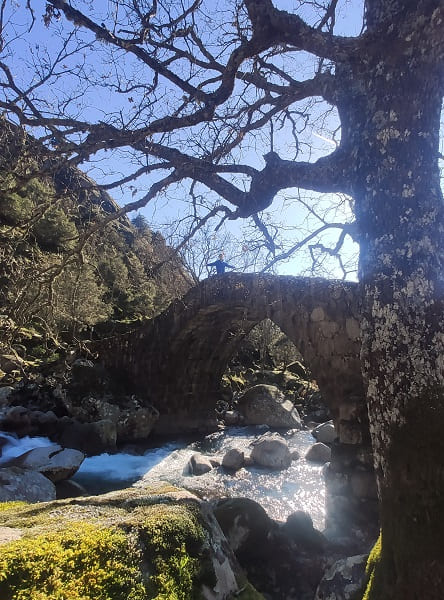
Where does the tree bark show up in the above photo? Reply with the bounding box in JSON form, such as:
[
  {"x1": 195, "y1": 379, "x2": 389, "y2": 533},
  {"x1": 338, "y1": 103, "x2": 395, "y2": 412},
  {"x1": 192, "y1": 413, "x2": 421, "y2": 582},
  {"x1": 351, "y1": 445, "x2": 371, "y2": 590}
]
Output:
[{"x1": 338, "y1": 8, "x2": 444, "y2": 597}]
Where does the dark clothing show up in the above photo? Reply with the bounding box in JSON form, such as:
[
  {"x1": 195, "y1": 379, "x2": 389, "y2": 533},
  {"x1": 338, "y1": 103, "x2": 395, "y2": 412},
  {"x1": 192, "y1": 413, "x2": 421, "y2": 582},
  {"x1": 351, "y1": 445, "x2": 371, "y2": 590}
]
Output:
[{"x1": 207, "y1": 259, "x2": 235, "y2": 274}]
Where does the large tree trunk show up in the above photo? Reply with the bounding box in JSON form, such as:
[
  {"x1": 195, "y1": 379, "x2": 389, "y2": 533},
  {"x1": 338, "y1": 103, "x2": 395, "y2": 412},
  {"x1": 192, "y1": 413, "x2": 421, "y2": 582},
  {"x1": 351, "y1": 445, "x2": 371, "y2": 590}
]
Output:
[{"x1": 339, "y1": 14, "x2": 444, "y2": 597}]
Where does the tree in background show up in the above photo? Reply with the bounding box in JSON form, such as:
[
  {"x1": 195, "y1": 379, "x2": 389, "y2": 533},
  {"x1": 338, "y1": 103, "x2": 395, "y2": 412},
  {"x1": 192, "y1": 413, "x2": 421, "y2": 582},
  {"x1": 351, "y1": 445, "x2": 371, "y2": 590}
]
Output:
[{"x1": 0, "y1": 1, "x2": 443, "y2": 597}]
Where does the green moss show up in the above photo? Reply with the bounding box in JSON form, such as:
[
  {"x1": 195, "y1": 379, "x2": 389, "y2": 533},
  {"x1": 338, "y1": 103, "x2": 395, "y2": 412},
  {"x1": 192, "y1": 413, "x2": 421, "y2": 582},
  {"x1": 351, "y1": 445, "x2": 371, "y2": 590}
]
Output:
[
  {"x1": 0, "y1": 489, "x2": 263, "y2": 600},
  {"x1": 0, "y1": 521, "x2": 146, "y2": 600},
  {"x1": 141, "y1": 504, "x2": 205, "y2": 599},
  {"x1": 0, "y1": 502, "x2": 28, "y2": 513},
  {"x1": 362, "y1": 532, "x2": 382, "y2": 600},
  {"x1": 236, "y1": 581, "x2": 266, "y2": 599}
]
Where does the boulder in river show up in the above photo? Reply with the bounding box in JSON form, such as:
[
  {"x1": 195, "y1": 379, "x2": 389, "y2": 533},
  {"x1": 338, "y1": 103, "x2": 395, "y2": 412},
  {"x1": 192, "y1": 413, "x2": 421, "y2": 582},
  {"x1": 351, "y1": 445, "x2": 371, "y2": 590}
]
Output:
[
  {"x1": 222, "y1": 448, "x2": 244, "y2": 471},
  {"x1": 117, "y1": 405, "x2": 159, "y2": 442},
  {"x1": 312, "y1": 421, "x2": 337, "y2": 444},
  {"x1": 250, "y1": 432, "x2": 292, "y2": 470},
  {"x1": 5, "y1": 445, "x2": 85, "y2": 482},
  {"x1": 305, "y1": 442, "x2": 332, "y2": 464},
  {"x1": 238, "y1": 384, "x2": 302, "y2": 429},
  {"x1": 57, "y1": 418, "x2": 117, "y2": 455},
  {"x1": 282, "y1": 510, "x2": 326, "y2": 552},
  {"x1": 187, "y1": 453, "x2": 214, "y2": 476},
  {"x1": 0, "y1": 466, "x2": 56, "y2": 502}
]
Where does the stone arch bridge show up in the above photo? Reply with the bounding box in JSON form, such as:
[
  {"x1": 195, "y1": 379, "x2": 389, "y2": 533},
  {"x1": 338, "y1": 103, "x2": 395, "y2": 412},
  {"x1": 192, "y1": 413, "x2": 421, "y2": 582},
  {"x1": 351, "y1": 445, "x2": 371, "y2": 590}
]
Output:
[
  {"x1": 98, "y1": 273, "x2": 365, "y2": 438},
  {"x1": 98, "y1": 273, "x2": 377, "y2": 534}
]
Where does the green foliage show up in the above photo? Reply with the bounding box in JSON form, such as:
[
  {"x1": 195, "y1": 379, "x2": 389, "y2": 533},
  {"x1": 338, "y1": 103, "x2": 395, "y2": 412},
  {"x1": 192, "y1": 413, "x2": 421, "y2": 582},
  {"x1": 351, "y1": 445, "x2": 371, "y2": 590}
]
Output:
[
  {"x1": 0, "y1": 193, "x2": 34, "y2": 225},
  {"x1": 141, "y1": 504, "x2": 205, "y2": 599},
  {"x1": 0, "y1": 522, "x2": 147, "y2": 600},
  {"x1": 32, "y1": 206, "x2": 77, "y2": 251},
  {"x1": 51, "y1": 263, "x2": 113, "y2": 335},
  {"x1": 131, "y1": 213, "x2": 150, "y2": 233},
  {"x1": 0, "y1": 119, "x2": 190, "y2": 357}
]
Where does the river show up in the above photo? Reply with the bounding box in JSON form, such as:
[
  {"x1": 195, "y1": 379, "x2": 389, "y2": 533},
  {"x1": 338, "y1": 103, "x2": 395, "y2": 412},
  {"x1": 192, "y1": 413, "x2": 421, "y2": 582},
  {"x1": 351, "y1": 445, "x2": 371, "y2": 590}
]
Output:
[{"x1": 0, "y1": 425, "x2": 325, "y2": 528}]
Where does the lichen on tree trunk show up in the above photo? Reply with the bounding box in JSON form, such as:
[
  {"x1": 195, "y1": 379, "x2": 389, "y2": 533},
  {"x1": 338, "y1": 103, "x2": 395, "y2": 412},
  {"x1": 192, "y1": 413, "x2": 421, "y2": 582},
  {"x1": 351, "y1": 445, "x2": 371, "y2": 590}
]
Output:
[{"x1": 344, "y1": 8, "x2": 444, "y2": 596}]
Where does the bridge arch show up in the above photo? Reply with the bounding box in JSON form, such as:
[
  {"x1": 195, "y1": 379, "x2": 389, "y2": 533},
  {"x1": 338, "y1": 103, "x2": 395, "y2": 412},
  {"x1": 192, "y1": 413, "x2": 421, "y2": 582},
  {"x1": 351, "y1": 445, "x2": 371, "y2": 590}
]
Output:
[{"x1": 99, "y1": 273, "x2": 364, "y2": 435}]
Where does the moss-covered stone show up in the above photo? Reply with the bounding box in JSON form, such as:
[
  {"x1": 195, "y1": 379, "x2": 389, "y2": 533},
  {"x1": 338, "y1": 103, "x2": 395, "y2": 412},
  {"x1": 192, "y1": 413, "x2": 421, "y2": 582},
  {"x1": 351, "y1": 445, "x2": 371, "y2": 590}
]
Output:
[
  {"x1": 0, "y1": 502, "x2": 28, "y2": 513},
  {"x1": 0, "y1": 485, "x2": 264, "y2": 599},
  {"x1": 0, "y1": 522, "x2": 146, "y2": 600}
]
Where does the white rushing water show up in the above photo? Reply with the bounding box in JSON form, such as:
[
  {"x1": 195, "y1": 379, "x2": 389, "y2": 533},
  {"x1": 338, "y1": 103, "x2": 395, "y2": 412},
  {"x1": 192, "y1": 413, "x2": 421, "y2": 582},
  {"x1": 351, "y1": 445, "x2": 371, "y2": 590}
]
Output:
[{"x1": 0, "y1": 426, "x2": 325, "y2": 528}]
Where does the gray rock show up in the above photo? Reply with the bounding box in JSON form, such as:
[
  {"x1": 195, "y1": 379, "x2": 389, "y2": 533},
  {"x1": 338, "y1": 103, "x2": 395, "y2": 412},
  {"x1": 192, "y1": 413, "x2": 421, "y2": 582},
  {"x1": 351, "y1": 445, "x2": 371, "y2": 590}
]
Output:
[
  {"x1": 188, "y1": 453, "x2": 214, "y2": 475},
  {"x1": 31, "y1": 410, "x2": 58, "y2": 426},
  {"x1": 283, "y1": 510, "x2": 326, "y2": 552},
  {"x1": 0, "y1": 386, "x2": 15, "y2": 406},
  {"x1": 55, "y1": 479, "x2": 88, "y2": 499},
  {"x1": 117, "y1": 405, "x2": 159, "y2": 442},
  {"x1": 0, "y1": 406, "x2": 33, "y2": 435},
  {"x1": 290, "y1": 449, "x2": 300, "y2": 461},
  {"x1": 312, "y1": 421, "x2": 337, "y2": 444},
  {"x1": 224, "y1": 410, "x2": 242, "y2": 425},
  {"x1": 238, "y1": 384, "x2": 302, "y2": 429},
  {"x1": 0, "y1": 466, "x2": 56, "y2": 502},
  {"x1": 222, "y1": 448, "x2": 244, "y2": 471},
  {"x1": 306, "y1": 442, "x2": 332, "y2": 463},
  {"x1": 59, "y1": 419, "x2": 117, "y2": 455},
  {"x1": 250, "y1": 432, "x2": 291, "y2": 469},
  {"x1": 8, "y1": 445, "x2": 85, "y2": 482},
  {"x1": 213, "y1": 497, "x2": 275, "y2": 559},
  {"x1": 314, "y1": 554, "x2": 368, "y2": 600}
]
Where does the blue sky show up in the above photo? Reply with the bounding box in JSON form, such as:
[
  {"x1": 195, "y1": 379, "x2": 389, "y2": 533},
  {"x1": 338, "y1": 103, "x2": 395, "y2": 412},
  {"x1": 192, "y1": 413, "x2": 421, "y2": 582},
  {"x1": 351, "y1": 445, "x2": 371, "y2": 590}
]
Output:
[{"x1": 3, "y1": 0, "x2": 369, "y2": 278}]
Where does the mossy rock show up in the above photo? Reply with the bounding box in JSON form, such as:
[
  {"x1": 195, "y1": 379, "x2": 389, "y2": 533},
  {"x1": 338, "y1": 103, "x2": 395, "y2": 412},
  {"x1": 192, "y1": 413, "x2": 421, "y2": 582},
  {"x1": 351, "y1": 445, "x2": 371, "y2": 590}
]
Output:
[{"x1": 0, "y1": 484, "x2": 265, "y2": 599}]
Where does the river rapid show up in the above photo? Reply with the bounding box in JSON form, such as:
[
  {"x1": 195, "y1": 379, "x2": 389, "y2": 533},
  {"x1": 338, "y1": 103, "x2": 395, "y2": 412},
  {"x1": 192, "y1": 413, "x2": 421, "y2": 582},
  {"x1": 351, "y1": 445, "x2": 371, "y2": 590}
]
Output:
[{"x1": 0, "y1": 425, "x2": 325, "y2": 528}]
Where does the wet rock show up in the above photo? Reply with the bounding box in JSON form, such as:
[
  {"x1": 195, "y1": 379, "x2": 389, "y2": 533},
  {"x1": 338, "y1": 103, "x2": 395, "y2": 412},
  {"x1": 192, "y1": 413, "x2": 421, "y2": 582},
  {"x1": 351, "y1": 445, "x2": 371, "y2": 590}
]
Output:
[
  {"x1": 239, "y1": 384, "x2": 302, "y2": 429},
  {"x1": 55, "y1": 479, "x2": 88, "y2": 499},
  {"x1": 70, "y1": 396, "x2": 120, "y2": 424},
  {"x1": 314, "y1": 553, "x2": 368, "y2": 600},
  {"x1": 306, "y1": 442, "x2": 331, "y2": 464},
  {"x1": 282, "y1": 510, "x2": 326, "y2": 552},
  {"x1": 0, "y1": 386, "x2": 15, "y2": 406},
  {"x1": 0, "y1": 406, "x2": 33, "y2": 436},
  {"x1": 312, "y1": 421, "x2": 337, "y2": 444},
  {"x1": 224, "y1": 410, "x2": 242, "y2": 425},
  {"x1": 222, "y1": 448, "x2": 244, "y2": 471},
  {"x1": 0, "y1": 466, "x2": 56, "y2": 502},
  {"x1": 213, "y1": 497, "x2": 275, "y2": 561},
  {"x1": 58, "y1": 418, "x2": 117, "y2": 455},
  {"x1": 187, "y1": 453, "x2": 214, "y2": 475},
  {"x1": 7, "y1": 445, "x2": 85, "y2": 482},
  {"x1": 250, "y1": 432, "x2": 291, "y2": 470}
]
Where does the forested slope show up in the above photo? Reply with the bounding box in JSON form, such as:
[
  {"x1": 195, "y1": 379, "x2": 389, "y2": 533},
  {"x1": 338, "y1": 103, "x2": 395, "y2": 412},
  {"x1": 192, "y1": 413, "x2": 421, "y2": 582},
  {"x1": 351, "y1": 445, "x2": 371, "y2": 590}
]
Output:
[{"x1": 0, "y1": 118, "x2": 191, "y2": 375}]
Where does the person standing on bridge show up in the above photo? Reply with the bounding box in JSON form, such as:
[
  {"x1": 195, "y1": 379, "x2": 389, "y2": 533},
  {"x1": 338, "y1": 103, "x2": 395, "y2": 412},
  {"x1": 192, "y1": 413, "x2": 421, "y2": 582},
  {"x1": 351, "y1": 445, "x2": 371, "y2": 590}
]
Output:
[{"x1": 207, "y1": 253, "x2": 235, "y2": 275}]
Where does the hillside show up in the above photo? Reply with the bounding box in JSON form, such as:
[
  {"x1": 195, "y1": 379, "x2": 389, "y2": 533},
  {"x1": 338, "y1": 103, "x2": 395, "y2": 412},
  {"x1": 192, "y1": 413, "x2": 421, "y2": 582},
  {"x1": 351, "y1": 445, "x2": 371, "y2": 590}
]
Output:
[{"x1": 0, "y1": 118, "x2": 192, "y2": 377}]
